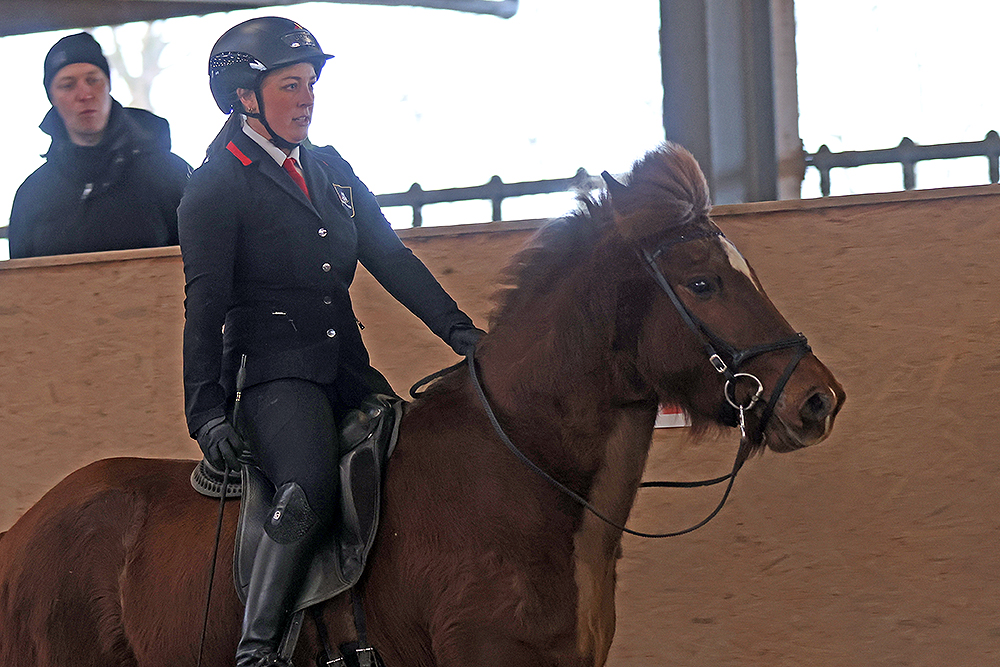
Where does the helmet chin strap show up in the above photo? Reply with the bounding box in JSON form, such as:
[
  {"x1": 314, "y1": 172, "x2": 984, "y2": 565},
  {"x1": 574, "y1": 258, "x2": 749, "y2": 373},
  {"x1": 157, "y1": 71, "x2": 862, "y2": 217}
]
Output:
[{"x1": 245, "y1": 88, "x2": 299, "y2": 151}]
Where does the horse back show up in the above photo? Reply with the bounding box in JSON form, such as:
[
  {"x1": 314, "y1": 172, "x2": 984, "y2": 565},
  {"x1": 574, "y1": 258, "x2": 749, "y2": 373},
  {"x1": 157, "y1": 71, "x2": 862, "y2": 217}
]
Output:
[{"x1": 0, "y1": 457, "x2": 241, "y2": 667}]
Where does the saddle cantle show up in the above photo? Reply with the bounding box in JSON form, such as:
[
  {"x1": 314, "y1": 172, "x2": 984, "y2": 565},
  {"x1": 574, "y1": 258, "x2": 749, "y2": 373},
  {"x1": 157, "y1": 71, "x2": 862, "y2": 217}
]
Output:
[{"x1": 192, "y1": 393, "x2": 403, "y2": 613}]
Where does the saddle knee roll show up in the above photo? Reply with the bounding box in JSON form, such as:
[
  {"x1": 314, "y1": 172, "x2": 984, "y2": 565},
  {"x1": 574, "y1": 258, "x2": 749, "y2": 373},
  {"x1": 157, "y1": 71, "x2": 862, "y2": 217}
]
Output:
[{"x1": 266, "y1": 482, "x2": 319, "y2": 544}]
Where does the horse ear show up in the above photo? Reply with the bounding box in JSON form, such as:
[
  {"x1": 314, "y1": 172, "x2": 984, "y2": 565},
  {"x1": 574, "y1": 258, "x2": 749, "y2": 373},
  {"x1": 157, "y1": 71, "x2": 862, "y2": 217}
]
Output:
[
  {"x1": 602, "y1": 170, "x2": 629, "y2": 206},
  {"x1": 602, "y1": 170, "x2": 646, "y2": 241}
]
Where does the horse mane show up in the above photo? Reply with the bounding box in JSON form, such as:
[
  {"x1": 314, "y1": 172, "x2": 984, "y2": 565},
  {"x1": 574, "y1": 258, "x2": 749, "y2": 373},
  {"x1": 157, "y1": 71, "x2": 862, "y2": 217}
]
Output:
[
  {"x1": 488, "y1": 204, "x2": 610, "y2": 332},
  {"x1": 489, "y1": 142, "x2": 712, "y2": 331}
]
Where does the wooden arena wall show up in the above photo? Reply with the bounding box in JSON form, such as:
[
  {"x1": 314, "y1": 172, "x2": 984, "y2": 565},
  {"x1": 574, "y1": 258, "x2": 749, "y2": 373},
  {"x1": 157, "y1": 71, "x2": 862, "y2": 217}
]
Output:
[{"x1": 2, "y1": 185, "x2": 998, "y2": 665}]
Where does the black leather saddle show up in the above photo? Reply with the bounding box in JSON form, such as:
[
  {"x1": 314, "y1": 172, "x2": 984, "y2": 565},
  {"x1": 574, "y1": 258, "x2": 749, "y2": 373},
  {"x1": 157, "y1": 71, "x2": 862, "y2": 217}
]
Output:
[{"x1": 190, "y1": 393, "x2": 403, "y2": 612}]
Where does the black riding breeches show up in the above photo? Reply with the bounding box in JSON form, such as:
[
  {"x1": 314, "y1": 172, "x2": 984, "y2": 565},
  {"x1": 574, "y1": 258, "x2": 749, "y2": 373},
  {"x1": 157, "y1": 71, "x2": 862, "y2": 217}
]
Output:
[{"x1": 239, "y1": 378, "x2": 346, "y2": 527}]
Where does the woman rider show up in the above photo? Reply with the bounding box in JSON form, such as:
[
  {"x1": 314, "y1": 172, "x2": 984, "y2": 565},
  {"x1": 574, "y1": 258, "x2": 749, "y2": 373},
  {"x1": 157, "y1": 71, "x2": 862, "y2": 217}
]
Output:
[{"x1": 179, "y1": 17, "x2": 483, "y2": 667}]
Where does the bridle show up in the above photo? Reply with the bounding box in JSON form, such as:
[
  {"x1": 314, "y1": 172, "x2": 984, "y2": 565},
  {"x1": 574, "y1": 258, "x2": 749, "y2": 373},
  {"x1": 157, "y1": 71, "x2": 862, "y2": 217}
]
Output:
[
  {"x1": 637, "y1": 226, "x2": 812, "y2": 451},
  {"x1": 415, "y1": 225, "x2": 813, "y2": 539}
]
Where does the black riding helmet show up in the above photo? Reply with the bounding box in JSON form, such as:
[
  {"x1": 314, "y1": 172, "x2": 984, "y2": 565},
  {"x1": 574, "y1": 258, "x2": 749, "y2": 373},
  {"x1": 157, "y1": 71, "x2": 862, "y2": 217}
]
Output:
[{"x1": 208, "y1": 17, "x2": 333, "y2": 148}]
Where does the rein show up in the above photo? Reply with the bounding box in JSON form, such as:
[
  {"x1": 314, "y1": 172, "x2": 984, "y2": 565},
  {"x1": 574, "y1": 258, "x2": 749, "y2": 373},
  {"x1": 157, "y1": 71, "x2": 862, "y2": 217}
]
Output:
[
  {"x1": 409, "y1": 357, "x2": 740, "y2": 537},
  {"x1": 197, "y1": 355, "x2": 247, "y2": 667},
  {"x1": 411, "y1": 227, "x2": 812, "y2": 539},
  {"x1": 465, "y1": 351, "x2": 743, "y2": 538}
]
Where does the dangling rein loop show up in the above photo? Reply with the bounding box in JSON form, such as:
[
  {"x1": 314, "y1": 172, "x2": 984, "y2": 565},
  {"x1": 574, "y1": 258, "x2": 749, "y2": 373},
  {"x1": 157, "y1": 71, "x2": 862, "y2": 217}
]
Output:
[
  {"x1": 467, "y1": 350, "x2": 746, "y2": 538},
  {"x1": 409, "y1": 359, "x2": 466, "y2": 399}
]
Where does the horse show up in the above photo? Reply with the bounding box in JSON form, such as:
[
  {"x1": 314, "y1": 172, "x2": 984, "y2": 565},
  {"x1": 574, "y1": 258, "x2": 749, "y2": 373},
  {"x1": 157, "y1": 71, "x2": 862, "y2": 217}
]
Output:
[{"x1": 0, "y1": 142, "x2": 845, "y2": 667}]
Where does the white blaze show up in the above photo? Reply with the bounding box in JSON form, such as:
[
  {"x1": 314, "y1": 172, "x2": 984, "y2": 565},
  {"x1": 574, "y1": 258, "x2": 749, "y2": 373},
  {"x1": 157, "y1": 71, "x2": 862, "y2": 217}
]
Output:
[{"x1": 719, "y1": 236, "x2": 762, "y2": 291}]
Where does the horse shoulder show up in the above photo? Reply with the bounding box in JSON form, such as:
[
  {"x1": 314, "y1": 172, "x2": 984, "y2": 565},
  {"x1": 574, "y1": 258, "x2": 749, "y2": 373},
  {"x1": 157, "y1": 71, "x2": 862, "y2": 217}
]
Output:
[{"x1": 571, "y1": 405, "x2": 657, "y2": 666}]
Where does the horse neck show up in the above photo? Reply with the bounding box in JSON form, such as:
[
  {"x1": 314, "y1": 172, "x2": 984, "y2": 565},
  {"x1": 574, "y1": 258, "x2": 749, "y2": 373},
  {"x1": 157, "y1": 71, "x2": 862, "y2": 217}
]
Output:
[
  {"x1": 478, "y1": 269, "x2": 659, "y2": 516},
  {"x1": 480, "y1": 279, "x2": 616, "y2": 435}
]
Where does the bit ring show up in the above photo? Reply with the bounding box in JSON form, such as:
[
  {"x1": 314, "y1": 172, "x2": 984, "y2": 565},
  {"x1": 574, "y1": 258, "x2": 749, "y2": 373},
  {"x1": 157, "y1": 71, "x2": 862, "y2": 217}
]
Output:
[{"x1": 724, "y1": 373, "x2": 764, "y2": 411}]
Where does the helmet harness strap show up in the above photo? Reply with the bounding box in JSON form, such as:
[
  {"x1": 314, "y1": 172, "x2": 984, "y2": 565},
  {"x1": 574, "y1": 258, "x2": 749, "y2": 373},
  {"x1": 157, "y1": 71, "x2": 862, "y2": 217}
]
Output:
[{"x1": 244, "y1": 82, "x2": 299, "y2": 152}]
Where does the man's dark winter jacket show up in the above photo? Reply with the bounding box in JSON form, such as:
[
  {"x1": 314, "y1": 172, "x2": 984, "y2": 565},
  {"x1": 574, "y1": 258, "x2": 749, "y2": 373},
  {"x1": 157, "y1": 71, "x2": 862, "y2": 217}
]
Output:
[{"x1": 8, "y1": 100, "x2": 191, "y2": 259}]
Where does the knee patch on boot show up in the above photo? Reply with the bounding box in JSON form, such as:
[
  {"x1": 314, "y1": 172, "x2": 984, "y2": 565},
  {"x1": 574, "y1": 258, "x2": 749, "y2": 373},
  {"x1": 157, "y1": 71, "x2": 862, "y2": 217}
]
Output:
[{"x1": 265, "y1": 482, "x2": 318, "y2": 544}]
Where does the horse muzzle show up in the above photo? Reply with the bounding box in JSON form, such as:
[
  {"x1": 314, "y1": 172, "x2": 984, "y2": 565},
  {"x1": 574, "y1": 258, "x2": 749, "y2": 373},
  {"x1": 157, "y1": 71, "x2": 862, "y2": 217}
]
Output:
[{"x1": 763, "y1": 362, "x2": 846, "y2": 452}]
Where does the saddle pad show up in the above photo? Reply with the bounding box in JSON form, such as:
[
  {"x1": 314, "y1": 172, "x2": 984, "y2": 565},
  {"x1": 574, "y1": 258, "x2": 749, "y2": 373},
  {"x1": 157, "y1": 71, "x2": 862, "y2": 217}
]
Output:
[
  {"x1": 234, "y1": 395, "x2": 403, "y2": 612},
  {"x1": 190, "y1": 458, "x2": 242, "y2": 498}
]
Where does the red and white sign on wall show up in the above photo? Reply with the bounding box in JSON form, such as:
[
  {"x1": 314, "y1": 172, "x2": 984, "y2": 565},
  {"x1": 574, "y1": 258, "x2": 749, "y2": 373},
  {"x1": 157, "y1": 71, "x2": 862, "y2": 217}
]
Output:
[{"x1": 655, "y1": 404, "x2": 690, "y2": 428}]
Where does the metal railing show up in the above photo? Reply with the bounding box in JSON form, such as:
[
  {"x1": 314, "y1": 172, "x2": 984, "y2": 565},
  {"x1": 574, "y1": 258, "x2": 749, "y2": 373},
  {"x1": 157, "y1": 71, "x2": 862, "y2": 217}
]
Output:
[
  {"x1": 7, "y1": 134, "x2": 998, "y2": 245},
  {"x1": 805, "y1": 131, "x2": 1000, "y2": 196},
  {"x1": 375, "y1": 168, "x2": 606, "y2": 227},
  {"x1": 0, "y1": 168, "x2": 605, "y2": 244}
]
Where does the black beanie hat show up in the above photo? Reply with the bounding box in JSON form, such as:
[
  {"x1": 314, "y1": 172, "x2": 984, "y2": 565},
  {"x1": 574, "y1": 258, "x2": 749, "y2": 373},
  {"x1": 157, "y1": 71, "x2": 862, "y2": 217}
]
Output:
[{"x1": 43, "y1": 32, "x2": 111, "y2": 99}]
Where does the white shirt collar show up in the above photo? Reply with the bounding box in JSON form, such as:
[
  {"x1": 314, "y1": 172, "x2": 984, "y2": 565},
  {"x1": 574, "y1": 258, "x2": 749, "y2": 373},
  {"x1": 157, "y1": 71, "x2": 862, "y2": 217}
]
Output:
[{"x1": 240, "y1": 115, "x2": 301, "y2": 166}]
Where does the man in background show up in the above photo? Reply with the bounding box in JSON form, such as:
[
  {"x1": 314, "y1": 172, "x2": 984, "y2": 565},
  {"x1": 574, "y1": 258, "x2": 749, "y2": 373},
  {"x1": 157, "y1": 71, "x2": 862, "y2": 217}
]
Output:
[{"x1": 8, "y1": 32, "x2": 190, "y2": 259}]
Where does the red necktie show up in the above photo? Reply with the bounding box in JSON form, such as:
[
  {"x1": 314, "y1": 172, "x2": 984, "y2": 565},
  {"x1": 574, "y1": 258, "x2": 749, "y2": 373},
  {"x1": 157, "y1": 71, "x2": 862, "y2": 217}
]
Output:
[{"x1": 282, "y1": 157, "x2": 310, "y2": 200}]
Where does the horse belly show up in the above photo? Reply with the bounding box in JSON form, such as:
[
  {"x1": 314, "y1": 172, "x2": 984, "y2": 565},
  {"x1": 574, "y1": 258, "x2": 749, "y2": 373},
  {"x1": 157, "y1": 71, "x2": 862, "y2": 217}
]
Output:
[
  {"x1": 363, "y1": 485, "x2": 589, "y2": 666},
  {"x1": 118, "y1": 497, "x2": 243, "y2": 666},
  {"x1": 365, "y1": 548, "x2": 586, "y2": 667}
]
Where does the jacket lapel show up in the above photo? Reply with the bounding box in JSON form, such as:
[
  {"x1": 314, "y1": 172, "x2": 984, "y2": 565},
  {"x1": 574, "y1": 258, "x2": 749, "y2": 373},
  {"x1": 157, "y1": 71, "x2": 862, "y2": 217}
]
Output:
[
  {"x1": 299, "y1": 148, "x2": 350, "y2": 224},
  {"x1": 232, "y1": 133, "x2": 320, "y2": 217}
]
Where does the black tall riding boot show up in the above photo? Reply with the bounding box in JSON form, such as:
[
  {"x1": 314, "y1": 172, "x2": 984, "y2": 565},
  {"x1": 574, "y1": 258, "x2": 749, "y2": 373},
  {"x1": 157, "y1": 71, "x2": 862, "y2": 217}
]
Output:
[{"x1": 236, "y1": 484, "x2": 320, "y2": 667}]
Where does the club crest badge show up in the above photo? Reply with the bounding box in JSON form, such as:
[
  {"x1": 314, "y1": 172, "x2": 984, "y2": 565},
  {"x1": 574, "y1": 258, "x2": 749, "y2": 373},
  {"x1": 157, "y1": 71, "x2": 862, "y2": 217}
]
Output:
[{"x1": 333, "y1": 183, "x2": 355, "y2": 218}]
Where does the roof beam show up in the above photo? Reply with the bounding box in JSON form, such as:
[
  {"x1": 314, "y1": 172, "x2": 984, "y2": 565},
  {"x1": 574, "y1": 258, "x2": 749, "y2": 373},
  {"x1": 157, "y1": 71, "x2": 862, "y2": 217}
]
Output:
[{"x1": 1, "y1": 0, "x2": 517, "y2": 37}]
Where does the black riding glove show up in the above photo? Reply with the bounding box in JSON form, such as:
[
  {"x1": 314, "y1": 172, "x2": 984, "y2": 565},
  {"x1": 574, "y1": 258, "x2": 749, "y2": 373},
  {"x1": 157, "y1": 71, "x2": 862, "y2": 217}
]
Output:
[
  {"x1": 448, "y1": 326, "x2": 486, "y2": 357},
  {"x1": 195, "y1": 417, "x2": 244, "y2": 470}
]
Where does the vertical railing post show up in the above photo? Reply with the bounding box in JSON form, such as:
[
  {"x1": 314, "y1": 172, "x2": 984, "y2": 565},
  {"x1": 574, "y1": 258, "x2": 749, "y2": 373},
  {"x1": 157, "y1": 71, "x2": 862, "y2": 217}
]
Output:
[
  {"x1": 487, "y1": 175, "x2": 504, "y2": 221},
  {"x1": 406, "y1": 183, "x2": 424, "y2": 227},
  {"x1": 899, "y1": 137, "x2": 917, "y2": 190},
  {"x1": 986, "y1": 130, "x2": 1000, "y2": 184},
  {"x1": 814, "y1": 144, "x2": 833, "y2": 196}
]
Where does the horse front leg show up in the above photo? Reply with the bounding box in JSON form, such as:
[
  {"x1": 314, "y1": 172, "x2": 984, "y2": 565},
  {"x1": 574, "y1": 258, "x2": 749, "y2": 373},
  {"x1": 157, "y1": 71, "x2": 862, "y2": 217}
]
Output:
[
  {"x1": 432, "y1": 629, "x2": 583, "y2": 667},
  {"x1": 425, "y1": 607, "x2": 598, "y2": 667}
]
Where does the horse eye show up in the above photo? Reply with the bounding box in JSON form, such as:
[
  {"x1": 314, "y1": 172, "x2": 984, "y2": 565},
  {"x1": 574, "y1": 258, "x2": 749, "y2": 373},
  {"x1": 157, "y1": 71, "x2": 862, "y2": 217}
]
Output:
[{"x1": 686, "y1": 278, "x2": 715, "y2": 296}]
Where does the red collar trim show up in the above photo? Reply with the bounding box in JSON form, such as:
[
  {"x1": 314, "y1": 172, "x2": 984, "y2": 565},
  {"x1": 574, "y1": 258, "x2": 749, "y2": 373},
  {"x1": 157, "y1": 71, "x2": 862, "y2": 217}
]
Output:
[{"x1": 226, "y1": 141, "x2": 253, "y2": 166}]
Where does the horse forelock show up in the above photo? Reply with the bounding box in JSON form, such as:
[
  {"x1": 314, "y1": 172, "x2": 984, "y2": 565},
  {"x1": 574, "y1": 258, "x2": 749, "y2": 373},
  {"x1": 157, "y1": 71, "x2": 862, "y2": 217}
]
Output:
[
  {"x1": 490, "y1": 142, "x2": 711, "y2": 332},
  {"x1": 613, "y1": 142, "x2": 712, "y2": 240}
]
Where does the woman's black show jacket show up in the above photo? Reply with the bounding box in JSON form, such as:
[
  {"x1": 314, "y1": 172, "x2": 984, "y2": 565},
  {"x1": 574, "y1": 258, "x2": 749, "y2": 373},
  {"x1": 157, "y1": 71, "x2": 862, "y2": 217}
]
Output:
[{"x1": 178, "y1": 133, "x2": 474, "y2": 437}]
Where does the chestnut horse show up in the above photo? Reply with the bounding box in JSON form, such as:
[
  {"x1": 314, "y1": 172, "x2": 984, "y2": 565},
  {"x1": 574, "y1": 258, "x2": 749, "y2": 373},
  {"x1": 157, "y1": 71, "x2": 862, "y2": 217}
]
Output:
[{"x1": 0, "y1": 143, "x2": 844, "y2": 667}]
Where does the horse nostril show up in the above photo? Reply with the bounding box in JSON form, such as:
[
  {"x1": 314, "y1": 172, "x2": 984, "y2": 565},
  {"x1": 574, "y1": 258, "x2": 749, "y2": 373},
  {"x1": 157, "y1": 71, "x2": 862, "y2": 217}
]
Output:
[{"x1": 801, "y1": 391, "x2": 832, "y2": 423}]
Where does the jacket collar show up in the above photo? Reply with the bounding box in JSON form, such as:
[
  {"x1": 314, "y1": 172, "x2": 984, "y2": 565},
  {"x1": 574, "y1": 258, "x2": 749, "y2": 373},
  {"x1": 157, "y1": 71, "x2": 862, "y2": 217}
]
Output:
[
  {"x1": 40, "y1": 102, "x2": 123, "y2": 162},
  {"x1": 227, "y1": 131, "x2": 324, "y2": 217},
  {"x1": 40, "y1": 99, "x2": 155, "y2": 157},
  {"x1": 240, "y1": 116, "x2": 301, "y2": 167}
]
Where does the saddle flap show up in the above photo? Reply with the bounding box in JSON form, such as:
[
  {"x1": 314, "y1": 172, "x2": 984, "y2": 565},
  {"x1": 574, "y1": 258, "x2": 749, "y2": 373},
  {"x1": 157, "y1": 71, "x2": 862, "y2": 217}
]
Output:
[
  {"x1": 295, "y1": 394, "x2": 402, "y2": 610},
  {"x1": 234, "y1": 394, "x2": 404, "y2": 611}
]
